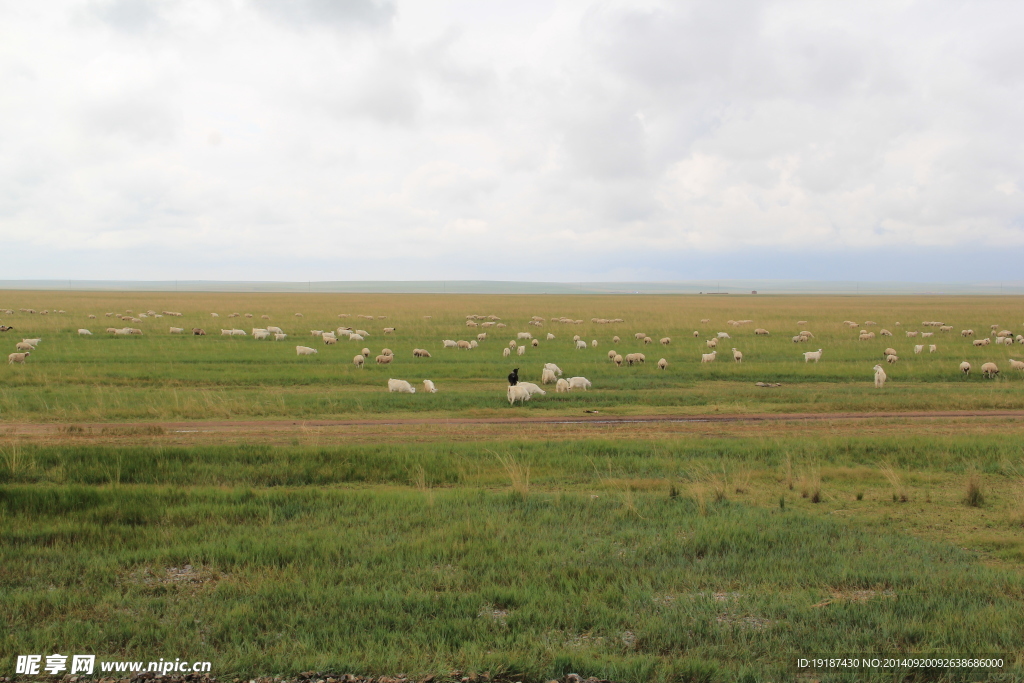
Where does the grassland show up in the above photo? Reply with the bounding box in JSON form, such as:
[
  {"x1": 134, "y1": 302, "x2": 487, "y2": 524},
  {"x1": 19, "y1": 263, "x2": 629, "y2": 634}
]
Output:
[{"x1": 3, "y1": 291, "x2": 1024, "y2": 682}]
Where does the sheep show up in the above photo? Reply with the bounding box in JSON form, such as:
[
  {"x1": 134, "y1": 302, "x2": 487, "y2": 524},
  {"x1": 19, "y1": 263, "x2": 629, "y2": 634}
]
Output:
[
  {"x1": 929, "y1": 344, "x2": 936, "y2": 353},
  {"x1": 362, "y1": 347, "x2": 371, "y2": 357},
  {"x1": 960, "y1": 361, "x2": 971, "y2": 376},
  {"x1": 800, "y1": 331, "x2": 814, "y2": 338},
  {"x1": 572, "y1": 335, "x2": 581, "y2": 342},
  {"x1": 381, "y1": 348, "x2": 394, "y2": 357},
  {"x1": 477, "y1": 333, "x2": 488, "y2": 341},
  {"x1": 906, "y1": 331, "x2": 919, "y2": 337},
  {"x1": 753, "y1": 328, "x2": 769, "y2": 336},
  {"x1": 15, "y1": 342, "x2": 34, "y2": 351},
  {"x1": 914, "y1": 344, "x2": 924, "y2": 354},
  {"x1": 466, "y1": 321, "x2": 478, "y2": 328},
  {"x1": 376, "y1": 354, "x2": 392, "y2": 365},
  {"x1": 508, "y1": 340, "x2": 517, "y2": 349},
  {"x1": 706, "y1": 338, "x2": 718, "y2": 349},
  {"x1": 643, "y1": 336, "x2": 652, "y2": 345},
  {"x1": 354, "y1": 329, "x2": 369, "y2": 337},
  {"x1": 517, "y1": 345, "x2": 526, "y2": 356},
  {"x1": 972, "y1": 339, "x2": 987, "y2": 347},
  {"x1": 78, "y1": 329, "x2": 92, "y2": 335},
  {"x1": 884, "y1": 347, "x2": 897, "y2": 357},
  {"x1": 940, "y1": 325, "x2": 953, "y2": 332},
  {"x1": 634, "y1": 352, "x2": 645, "y2": 364},
  {"x1": 275, "y1": 333, "x2": 288, "y2": 341},
  {"x1": 388, "y1": 378, "x2": 416, "y2": 393},
  {"x1": 657, "y1": 358, "x2": 668, "y2": 370},
  {"x1": 803, "y1": 349, "x2": 823, "y2": 363},
  {"x1": 8, "y1": 351, "x2": 30, "y2": 364},
  {"x1": 423, "y1": 379, "x2": 437, "y2": 393},
  {"x1": 612, "y1": 335, "x2": 620, "y2": 343},
  {"x1": 457, "y1": 340, "x2": 472, "y2": 350},
  {"x1": 323, "y1": 336, "x2": 337, "y2": 345},
  {"x1": 255, "y1": 330, "x2": 271, "y2": 341},
  {"x1": 353, "y1": 354, "x2": 364, "y2": 368},
  {"x1": 518, "y1": 381, "x2": 547, "y2": 396},
  {"x1": 982, "y1": 362, "x2": 1000, "y2": 379},
  {"x1": 267, "y1": 326, "x2": 284, "y2": 334},
  {"x1": 717, "y1": 332, "x2": 731, "y2": 339},
  {"x1": 693, "y1": 331, "x2": 699, "y2": 337},
  {"x1": 169, "y1": 327, "x2": 184, "y2": 334},
  {"x1": 658, "y1": 337, "x2": 672, "y2": 346},
  {"x1": 607, "y1": 349, "x2": 617, "y2": 360},
  {"x1": 962, "y1": 330, "x2": 974, "y2": 337},
  {"x1": 349, "y1": 334, "x2": 365, "y2": 342},
  {"x1": 546, "y1": 333, "x2": 555, "y2": 341},
  {"x1": 221, "y1": 329, "x2": 233, "y2": 336},
  {"x1": 591, "y1": 339, "x2": 598, "y2": 348},
  {"x1": 442, "y1": 339, "x2": 457, "y2": 348},
  {"x1": 295, "y1": 313, "x2": 304, "y2": 318},
  {"x1": 192, "y1": 328, "x2": 206, "y2": 336},
  {"x1": 541, "y1": 368, "x2": 557, "y2": 384},
  {"x1": 503, "y1": 347, "x2": 511, "y2": 357},
  {"x1": 296, "y1": 346, "x2": 318, "y2": 356},
  {"x1": 544, "y1": 363, "x2": 563, "y2": 376},
  {"x1": 614, "y1": 354, "x2": 623, "y2": 366},
  {"x1": 873, "y1": 364, "x2": 887, "y2": 388},
  {"x1": 880, "y1": 329, "x2": 892, "y2": 336},
  {"x1": 211, "y1": 313, "x2": 220, "y2": 318},
  {"x1": 1008, "y1": 359, "x2": 1024, "y2": 373},
  {"x1": 261, "y1": 314, "x2": 270, "y2": 320},
  {"x1": 517, "y1": 332, "x2": 533, "y2": 340},
  {"x1": 625, "y1": 353, "x2": 637, "y2": 366},
  {"x1": 413, "y1": 348, "x2": 432, "y2": 358},
  {"x1": 701, "y1": 350, "x2": 717, "y2": 363},
  {"x1": 791, "y1": 335, "x2": 805, "y2": 343},
  {"x1": 633, "y1": 332, "x2": 646, "y2": 340},
  {"x1": 732, "y1": 348, "x2": 743, "y2": 362},
  {"x1": 507, "y1": 384, "x2": 531, "y2": 405},
  {"x1": 532, "y1": 339, "x2": 539, "y2": 347},
  {"x1": 383, "y1": 327, "x2": 396, "y2": 334},
  {"x1": 567, "y1": 376, "x2": 592, "y2": 391},
  {"x1": 886, "y1": 354, "x2": 898, "y2": 364},
  {"x1": 921, "y1": 332, "x2": 934, "y2": 338},
  {"x1": 575, "y1": 340, "x2": 587, "y2": 350},
  {"x1": 701, "y1": 318, "x2": 711, "y2": 323},
  {"x1": 21, "y1": 338, "x2": 41, "y2": 345}
]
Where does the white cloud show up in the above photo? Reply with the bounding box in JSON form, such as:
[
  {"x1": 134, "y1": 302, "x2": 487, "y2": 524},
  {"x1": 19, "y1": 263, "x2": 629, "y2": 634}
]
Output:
[{"x1": 0, "y1": 0, "x2": 1022, "y2": 280}]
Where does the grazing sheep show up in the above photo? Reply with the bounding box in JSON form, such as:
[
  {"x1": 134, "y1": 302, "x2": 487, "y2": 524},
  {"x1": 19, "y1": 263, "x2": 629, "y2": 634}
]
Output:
[
  {"x1": 701, "y1": 351, "x2": 717, "y2": 363},
  {"x1": 376, "y1": 354, "x2": 392, "y2": 365},
  {"x1": 660, "y1": 337, "x2": 671, "y2": 345},
  {"x1": 221, "y1": 329, "x2": 233, "y2": 336},
  {"x1": 541, "y1": 368, "x2": 557, "y2": 384},
  {"x1": 880, "y1": 329, "x2": 892, "y2": 337},
  {"x1": 873, "y1": 364, "x2": 887, "y2": 388},
  {"x1": 507, "y1": 384, "x2": 531, "y2": 405},
  {"x1": 657, "y1": 358, "x2": 668, "y2": 370},
  {"x1": 803, "y1": 349, "x2": 823, "y2": 363},
  {"x1": 732, "y1": 348, "x2": 743, "y2": 362},
  {"x1": 349, "y1": 334, "x2": 364, "y2": 342},
  {"x1": 211, "y1": 313, "x2": 220, "y2": 318},
  {"x1": 261, "y1": 315, "x2": 270, "y2": 320},
  {"x1": 962, "y1": 330, "x2": 974, "y2": 337},
  {"x1": 572, "y1": 335, "x2": 581, "y2": 342},
  {"x1": 323, "y1": 336, "x2": 337, "y2": 345},
  {"x1": 567, "y1": 376, "x2": 592, "y2": 391},
  {"x1": 381, "y1": 348, "x2": 394, "y2": 357},
  {"x1": 508, "y1": 368, "x2": 519, "y2": 385},
  {"x1": 634, "y1": 332, "x2": 646, "y2": 340},
  {"x1": 8, "y1": 351, "x2": 30, "y2": 364},
  {"x1": 886, "y1": 354, "x2": 898, "y2": 364},
  {"x1": 88, "y1": 315, "x2": 96, "y2": 319},
  {"x1": 575, "y1": 340, "x2": 587, "y2": 350},
  {"x1": 929, "y1": 344, "x2": 936, "y2": 353},
  {"x1": 614, "y1": 354, "x2": 623, "y2": 366},
  {"x1": 960, "y1": 361, "x2": 971, "y2": 376},
  {"x1": 625, "y1": 353, "x2": 637, "y2": 366},
  {"x1": 884, "y1": 348, "x2": 897, "y2": 357},
  {"x1": 591, "y1": 339, "x2": 598, "y2": 348},
  {"x1": 442, "y1": 339, "x2": 457, "y2": 348},
  {"x1": 532, "y1": 339, "x2": 539, "y2": 347},
  {"x1": 701, "y1": 318, "x2": 711, "y2": 324},
  {"x1": 717, "y1": 332, "x2": 731, "y2": 339},
  {"x1": 503, "y1": 347, "x2": 511, "y2": 357},
  {"x1": 914, "y1": 344, "x2": 924, "y2": 354},
  {"x1": 296, "y1": 346, "x2": 318, "y2": 356},
  {"x1": 635, "y1": 352, "x2": 645, "y2": 364},
  {"x1": 353, "y1": 354, "x2": 364, "y2": 368},
  {"x1": 544, "y1": 363, "x2": 563, "y2": 376},
  {"x1": 921, "y1": 332, "x2": 934, "y2": 338},
  {"x1": 388, "y1": 378, "x2": 416, "y2": 393},
  {"x1": 15, "y1": 342, "x2": 34, "y2": 351},
  {"x1": 643, "y1": 336, "x2": 652, "y2": 345},
  {"x1": 383, "y1": 327, "x2": 396, "y2": 334},
  {"x1": 423, "y1": 380, "x2": 437, "y2": 393},
  {"x1": 612, "y1": 336, "x2": 620, "y2": 343},
  {"x1": 906, "y1": 331, "x2": 919, "y2": 338},
  {"x1": 413, "y1": 348, "x2": 432, "y2": 358},
  {"x1": 693, "y1": 331, "x2": 699, "y2": 337},
  {"x1": 800, "y1": 331, "x2": 814, "y2": 338},
  {"x1": 477, "y1": 333, "x2": 488, "y2": 341},
  {"x1": 295, "y1": 313, "x2": 303, "y2": 318},
  {"x1": 1008, "y1": 358, "x2": 1024, "y2": 373},
  {"x1": 706, "y1": 338, "x2": 718, "y2": 349},
  {"x1": 362, "y1": 347, "x2": 371, "y2": 357},
  {"x1": 607, "y1": 349, "x2": 617, "y2": 360},
  {"x1": 518, "y1": 345, "x2": 526, "y2": 356},
  {"x1": 982, "y1": 362, "x2": 1000, "y2": 379},
  {"x1": 78, "y1": 329, "x2": 92, "y2": 335},
  {"x1": 518, "y1": 382, "x2": 547, "y2": 396},
  {"x1": 169, "y1": 327, "x2": 184, "y2": 334},
  {"x1": 275, "y1": 333, "x2": 288, "y2": 341},
  {"x1": 20, "y1": 339, "x2": 40, "y2": 346},
  {"x1": 255, "y1": 330, "x2": 271, "y2": 341},
  {"x1": 972, "y1": 339, "x2": 987, "y2": 347},
  {"x1": 508, "y1": 340, "x2": 517, "y2": 349},
  {"x1": 267, "y1": 326, "x2": 284, "y2": 334},
  {"x1": 546, "y1": 333, "x2": 555, "y2": 340},
  {"x1": 754, "y1": 328, "x2": 769, "y2": 336},
  {"x1": 457, "y1": 340, "x2": 471, "y2": 350},
  {"x1": 192, "y1": 328, "x2": 206, "y2": 336},
  {"x1": 517, "y1": 332, "x2": 533, "y2": 340}
]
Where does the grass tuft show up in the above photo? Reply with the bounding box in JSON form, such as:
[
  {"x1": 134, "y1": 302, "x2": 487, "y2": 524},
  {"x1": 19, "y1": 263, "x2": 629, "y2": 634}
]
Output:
[
  {"x1": 964, "y1": 470, "x2": 985, "y2": 508},
  {"x1": 880, "y1": 461, "x2": 909, "y2": 503}
]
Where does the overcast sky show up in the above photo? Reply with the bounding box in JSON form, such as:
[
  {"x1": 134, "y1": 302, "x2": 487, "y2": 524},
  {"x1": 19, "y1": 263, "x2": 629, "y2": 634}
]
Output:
[{"x1": 1, "y1": 0, "x2": 1022, "y2": 282}]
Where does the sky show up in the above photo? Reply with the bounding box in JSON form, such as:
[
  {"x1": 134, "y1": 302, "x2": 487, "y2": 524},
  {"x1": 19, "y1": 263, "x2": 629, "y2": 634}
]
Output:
[{"x1": 1, "y1": 0, "x2": 1023, "y2": 282}]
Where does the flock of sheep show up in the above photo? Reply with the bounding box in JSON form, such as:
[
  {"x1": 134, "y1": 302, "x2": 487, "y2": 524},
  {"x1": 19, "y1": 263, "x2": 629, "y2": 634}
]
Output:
[{"x1": 4, "y1": 308, "x2": 1023, "y2": 401}]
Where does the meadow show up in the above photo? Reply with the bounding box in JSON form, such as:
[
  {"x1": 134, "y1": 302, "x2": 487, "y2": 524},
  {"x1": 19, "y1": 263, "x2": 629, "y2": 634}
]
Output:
[{"x1": 3, "y1": 291, "x2": 1024, "y2": 682}]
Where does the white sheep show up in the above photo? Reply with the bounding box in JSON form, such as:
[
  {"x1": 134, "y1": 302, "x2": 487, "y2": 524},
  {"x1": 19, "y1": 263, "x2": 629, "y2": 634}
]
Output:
[
  {"x1": 906, "y1": 331, "x2": 919, "y2": 338},
  {"x1": 423, "y1": 379, "x2": 437, "y2": 393},
  {"x1": 591, "y1": 339, "x2": 598, "y2": 348},
  {"x1": 546, "y1": 333, "x2": 555, "y2": 340},
  {"x1": 275, "y1": 333, "x2": 288, "y2": 341},
  {"x1": 503, "y1": 347, "x2": 511, "y2": 357},
  {"x1": 886, "y1": 354, "x2": 898, "y2": 364},
  {"x1": 267, "y1": 326, "x2": 283, "y2": 334},
  {"x1": 884, "y1": 348, "x2": 897, "y2": 357},
  {"x1": 517, "y1": 345, "x2": 526, "y2": 356},
  {"x1": 507, "y1": 384, "x2": 531, "y2": 405},
  {"x1": 531, "y1": 339, "x2": 539, "y2": 347},
  {"x1": 457, "y1": 340, "x2": 471, "y2": 350},
  {"x1": 693, "y1": 331, "x2": 699, "y2": 337},
  {"x1": 657, "y1": 358, "x2": 668, "y2": 370},
  {"x1": 732, "y1": 348, "x2": 743, "y2": 362},
  {"x1": 567, "y1": 376, "x2": 592, "y2": 391},
  {"x1": 323, "y1": 336, "x2": 337, "y2": 345},
  {"x1": 349, "y1": 334, "x2": 364, "y2": 342},
  {"x1": 660, "y1": 337, "x2": 672, "y2": 345},
  {"x1": 169, "y1": 327, "x2": 184, "y2": 334},
  {"x1": 928, "y1": 344, "x2": 936, "y2": 353},
  {"x1": 518, "y1": 382, "x2": 547, "y2": 396},
  {"x1": 517, "y1": 332, "x2": 533, "y2": 340},
  {"x1": 221, "y1": 329, "x2": 233, "y2": 336},
  {"x1": 612, "y1": 336, "x2": 620, "y2": 343},
  {"x1": 78, "y1": 329, "x2": 92, "y2": 335},
  {"x1": 706, "y1": 338, "x2": 718, "y2": 349},
  {"x1": 575, "y1": 340, "x2": 587, "y2": 350},
  {"x1": 555, "y1": 378, "x2": 570, "y2": 392},
  {"x1": 544, "y1": 363, "x2": 563, "y2": 376},
  {"x1": 362, "y1": 347, "x2": 372, "y2": 357},
  {"x1": 355, "y1": 329, "x2": 369, "y2": 337},
  {"x1": 388, "y1": 378, "x2": 416, "y2": 393},
  {"x1": 15, "y1": 342, "x2": 34, "y2": 351},
  {"x1": 541, "y1": 368, "x2": 557, "y2": 384},
  {"x1": 508, "y1": 340, "x2": 517, "y2": 349},
  {"x1": 754, "y1": 329, "x2": 769, "y2": 336},
  {"x1": 960, "y1": 361, "x2": 971, "y2": 376},
  {"x1": 701, "y1": 350, "x2": 717, "y2": 363},
  {"x1": 296, "y1": 346, "x2": 318, "y2": 356},
  {"x1": 803, "y1": 349, "x2": 823, "y2": 363},
  {"x1": 643, "y1": 336, "x2": 653, "y2": 345},
  {"x1": 982, "y1": 362, "x2": 1000, "y2": 379},
  {"x1": 634, "y1": 332, "x2": 646, "y2": 340},
  {"x1": 914, "y1": 344, "x2": 923, "y2": 354},
  {"x1": 614, "y1": 354, "x2": 623, "y2": 366},
  {"x1": 1007, "y1": 359, "x2": 1024, "y2": 373},
  {"x1": 255, "y1": 331, "x2": 270, "y2": 341},
  {"x1": 353, "y1": 354, "x2": 364, "y2": 368},
  {"x1": 442, "y1": 339, "x2": 457, "y2": 348},
  {"x1": 873, "y1": 364, "x2": 886, "y2": 388},
  {"x1": 477, "y1": 333, "x2": 488, "y2": 341}
]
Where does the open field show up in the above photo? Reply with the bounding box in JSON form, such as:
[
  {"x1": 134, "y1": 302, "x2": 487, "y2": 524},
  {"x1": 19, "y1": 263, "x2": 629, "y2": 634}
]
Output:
[{"x1": 3, "y1": 291, "x2": 1024, "y2": 681}]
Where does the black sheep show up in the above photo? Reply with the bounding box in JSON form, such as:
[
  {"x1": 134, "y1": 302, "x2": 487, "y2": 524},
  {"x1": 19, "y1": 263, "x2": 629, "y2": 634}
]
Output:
[{"x1": 508, "y1": 368, "x2": 519, "y2": 386}]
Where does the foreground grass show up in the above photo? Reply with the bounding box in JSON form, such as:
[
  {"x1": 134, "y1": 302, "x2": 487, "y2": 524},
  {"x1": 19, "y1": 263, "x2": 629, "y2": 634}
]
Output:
[{"x1": 4, "y1": 485, "x2": 1024, "y2": 682}]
